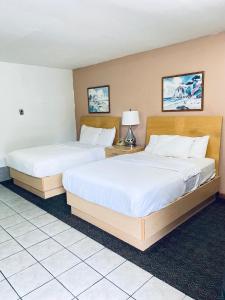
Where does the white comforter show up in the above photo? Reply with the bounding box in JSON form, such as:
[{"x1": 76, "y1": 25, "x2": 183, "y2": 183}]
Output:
[
  {"x1": 7, "y1": 142, "x2": 105, "y2": 178},
  {"x1": 63, "y1": 152, "x2": 213, "y2": 217}
]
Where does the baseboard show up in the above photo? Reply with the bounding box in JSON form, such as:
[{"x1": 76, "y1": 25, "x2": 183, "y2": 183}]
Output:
[
  {"x1": 219, "y1": 193, "x2": 225, "y2": 200},
  {"x1": 0, "y1": 167, "x2": 10, "y2": 182}
]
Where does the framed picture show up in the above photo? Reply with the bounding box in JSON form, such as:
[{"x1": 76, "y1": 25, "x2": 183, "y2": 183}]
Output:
[
  {"x1": 162, "y1": 71, "x2": 204, "y2": 112},
  {"x1": 87, "y1": 85, "x2": 110, "y2": 113}
]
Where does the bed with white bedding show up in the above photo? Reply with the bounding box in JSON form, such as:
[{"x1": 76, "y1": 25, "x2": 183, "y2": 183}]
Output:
[
  {"x1": 65, "y1": 116, "x2": 222, "y2": 251},
  {"x1": 8, "y1": 142, "x2": 105, "y2": 178},
  {"x1": 63, "y1": 152, "x2": 215, "y2": 218},
  {"x1": 8, "y1": 115, "x2": 121, "y2": 199}
]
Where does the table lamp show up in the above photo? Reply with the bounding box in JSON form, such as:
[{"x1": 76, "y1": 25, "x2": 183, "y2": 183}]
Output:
[{"x1": 122, "y1": 109, "x2": 140, "y2": 146}]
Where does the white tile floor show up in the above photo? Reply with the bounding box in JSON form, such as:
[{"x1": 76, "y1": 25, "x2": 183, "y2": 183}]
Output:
[{"x1": 0, "y1": 185, "x2": 195, "y2": 299}]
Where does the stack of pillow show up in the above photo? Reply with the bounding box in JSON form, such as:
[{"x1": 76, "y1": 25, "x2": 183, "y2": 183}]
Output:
[
  {"x1": 80, "y1": 126, "x2": 209, "y2": 159},
  {"x1": 145, "y1": 135, "x2": 209, "y2": 159},
  {"x1": 79, "y1": 125, "x2": 116, "y2": 147}
]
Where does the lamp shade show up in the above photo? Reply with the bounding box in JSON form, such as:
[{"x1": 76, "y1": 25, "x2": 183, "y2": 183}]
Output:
[{"x1": 122, "y1": 110, "x2": 140, "y2": 126}]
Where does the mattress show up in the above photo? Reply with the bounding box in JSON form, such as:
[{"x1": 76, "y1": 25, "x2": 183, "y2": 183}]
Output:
[
  {"x1": 7, "y1": 142, "x2": 105, "y2": 178},
  {"x1": 63, "y1": 152, "x2": 215, "y2": 218}
]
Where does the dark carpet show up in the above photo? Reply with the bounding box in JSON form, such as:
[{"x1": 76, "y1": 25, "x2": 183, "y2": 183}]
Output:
[{"x1": 1, "y1": 180, "x2": 225, "y2": 300}]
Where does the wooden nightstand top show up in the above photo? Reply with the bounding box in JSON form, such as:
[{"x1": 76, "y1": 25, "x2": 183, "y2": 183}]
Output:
[{"x1": 105, "y1": 145, "x2": 145, "y2": 158}]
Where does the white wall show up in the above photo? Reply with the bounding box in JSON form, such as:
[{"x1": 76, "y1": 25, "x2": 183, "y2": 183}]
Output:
[{"x1": 0, "y1": 62, "x2": 76, "y2": 167}]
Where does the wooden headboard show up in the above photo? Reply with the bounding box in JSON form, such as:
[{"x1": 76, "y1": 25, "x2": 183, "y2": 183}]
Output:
[
  {"x1": 80, "y1": 115, "x2": 121, "y2": 144},
  {"x1": 146, "y1": 116, "x2": 222, "y2": 175}
]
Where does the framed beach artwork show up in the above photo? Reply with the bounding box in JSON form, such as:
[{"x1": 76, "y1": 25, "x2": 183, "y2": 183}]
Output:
[
  {"x1": 162, "y1": 71, "x2": 204, "y2": 112},
  {"x1": 87, "y1": 85, "x2": 110, "y2": 113}
]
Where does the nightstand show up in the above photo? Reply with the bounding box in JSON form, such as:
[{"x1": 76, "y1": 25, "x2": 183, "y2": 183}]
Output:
[{"x1": 105, "y1": 145, "x2": 145, "y2": 158}]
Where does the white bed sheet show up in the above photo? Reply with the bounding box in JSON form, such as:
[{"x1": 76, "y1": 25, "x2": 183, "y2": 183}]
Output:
[
  {"x1": 184, "y1": 157, "x2": 215, "y2": 192},
  {"x1": 63, "y1": 152, "x2": 215, "y2": 218},
  {"x1": 7, "y1": 142, "x2": 105, "y2": 178}
]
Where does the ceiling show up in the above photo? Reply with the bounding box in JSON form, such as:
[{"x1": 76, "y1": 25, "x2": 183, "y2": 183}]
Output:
[{"x1": 0, "y1": 0, "x2": 225, "y2": 69}]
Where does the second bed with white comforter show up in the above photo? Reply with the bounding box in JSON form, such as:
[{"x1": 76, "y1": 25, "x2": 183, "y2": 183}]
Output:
[
  {"x1": 7, "y1": 142, "x2": 105, "y2": 178},
  {"x1": 63, "y1": 152, "x2": 215, "y2": 217}
]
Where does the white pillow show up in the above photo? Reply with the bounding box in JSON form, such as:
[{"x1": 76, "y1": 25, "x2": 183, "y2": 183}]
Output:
[
  {"x1": 96, "y1": 127, "x2": 116, "y2": 147},
  {"x1": 145, "y1": 135, "x2": 177, "y2": 153},
  {"x1": 189, "y1": 136, "x2": 209, "y2": 158},
  {"x1": 79, "y1": 125, "x2": 102, "y2": 145},
  {"x1": 145, "y1": 135, "x2": 194, "y2": 159}
]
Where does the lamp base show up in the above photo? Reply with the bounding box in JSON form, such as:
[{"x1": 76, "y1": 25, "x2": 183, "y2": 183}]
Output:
[{"x1": 125, "y1": 126, "x2": 136, "y2": 146}]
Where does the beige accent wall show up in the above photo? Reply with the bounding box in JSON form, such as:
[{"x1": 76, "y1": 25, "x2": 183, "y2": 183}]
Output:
[{"x1": 73, "y1": 32, "x2": 225, "y2": 192}]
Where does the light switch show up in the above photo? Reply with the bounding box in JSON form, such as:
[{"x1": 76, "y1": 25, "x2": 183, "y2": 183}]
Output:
[{"x1": 19, "y1": 109, "x2": 24, "y2": 115}]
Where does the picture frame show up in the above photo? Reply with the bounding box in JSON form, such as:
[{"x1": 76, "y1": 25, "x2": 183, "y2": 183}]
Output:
[
  {"x1": 87, "y1": 85, "x2": 110, "y2": 113},
  {"x1": 162, "y1": 71, "x2": 204, "y2": 112}
]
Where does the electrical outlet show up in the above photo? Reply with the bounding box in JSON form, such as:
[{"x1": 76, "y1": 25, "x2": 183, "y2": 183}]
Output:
[{"x1": 19, "y1": 109, "x2": 24, "y2": 115}]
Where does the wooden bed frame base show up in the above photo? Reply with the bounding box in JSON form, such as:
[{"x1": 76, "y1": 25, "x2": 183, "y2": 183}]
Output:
[
  {"x1": 10, "y1": 168, "x2": 64, "y2": 199},
  {"x1": 67, "y1": 176, "x2": 220, "y2": 251}
]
